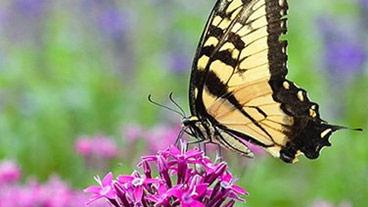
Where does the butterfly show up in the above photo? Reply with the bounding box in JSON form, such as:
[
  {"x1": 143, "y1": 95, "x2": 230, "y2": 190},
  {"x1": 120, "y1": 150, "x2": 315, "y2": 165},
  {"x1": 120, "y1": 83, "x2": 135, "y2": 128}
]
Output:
[{"x1": 181, "y1": 0, "x2": 361, "y2": 163}]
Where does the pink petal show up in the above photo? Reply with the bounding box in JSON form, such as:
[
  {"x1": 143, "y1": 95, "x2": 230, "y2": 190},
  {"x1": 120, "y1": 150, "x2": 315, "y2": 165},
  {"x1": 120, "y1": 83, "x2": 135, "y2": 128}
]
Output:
[
  {"x1": 84, "y1": 185, "x2": 101, "y2": 194},
  {"x1": 221, "y1": 172, "x2": 233, "y2": 182},
  {"x1": 104, "y1": 187, "x2": 117, "y2": 199},
  {"x1": 191, "y1": 200, "x2": 205, "y2": 207},
  {"x1": 133, "y1": 187, "x2": 143, "y2": 201},
  {"x1": 157, "y1": 182, "x2": 168, "y2": 194},
  {"x1": 102, "y1": 172, "x2": 114, "y2": 186},
  {"x1": 86, "y1": 195, "x2": 103, "y2": 205},
  {"x1": 144, "y1": 178, "x2": 159, "y2": 184},
  {"x1": 118, "y1": 175, "x2": 134, "y2": 183},
  {"x1": 232, "y1": 185, "x2": 247, "y2": 195},
  {"x1": 185, "y1": 149, "x2": 202, "y2": 158},
  {"x1": 194, "y1": 184, "x2": 208, "y2": 198},
  {"x1": 166, "y1": 185, "x2": 184, "y2": 198},
  {"x1": 169, "y1": 146, "x2": 181, "y2": 155}
]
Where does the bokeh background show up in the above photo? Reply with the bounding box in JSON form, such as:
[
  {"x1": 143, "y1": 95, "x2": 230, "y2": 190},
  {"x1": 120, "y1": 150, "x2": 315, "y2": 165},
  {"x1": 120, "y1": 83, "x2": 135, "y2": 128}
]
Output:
[{"x1": 0, "y1": 0, "x2": 367, "y2": 206}]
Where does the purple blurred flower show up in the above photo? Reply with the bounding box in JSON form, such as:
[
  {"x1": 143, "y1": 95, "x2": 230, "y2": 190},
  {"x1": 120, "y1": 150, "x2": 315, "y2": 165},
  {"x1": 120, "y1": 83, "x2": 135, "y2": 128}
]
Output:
[
  {"x1": 318, "y1": 17, "x2": 366, "y2": 77},
  {"x1": 325, "y1": 41, "x2": 366, "y2": 75},
  {"x1": 0, "y1": 160, "x2": 21, "y2": 185},
  {"x1": 85, "y1": 142, "x2": 248, "y2": 207},
  {"x1": 83, "y1": 0, "x2": 133, "y2": 40},
  {"x1": 0, "y1": 173, "x2": 108, "y2": 207},
  {"x1": 359, "y1": 0, "x2": 368, "y2": 11},
  {"x1": 2, "y1": 0, "x2": 48, "y2": 44},
  {"x1": 13, "y1": 0, "x2": 46, "y2": 17},
  {"x1": 99, "y1": 8, "x2": 131, "y2": 39},
  {"x1": 75, "y1": 135, "x2": 118, "y2": 160},
  {"x1": 167, "y1": 52, "x2": 191, "y2": 74}
]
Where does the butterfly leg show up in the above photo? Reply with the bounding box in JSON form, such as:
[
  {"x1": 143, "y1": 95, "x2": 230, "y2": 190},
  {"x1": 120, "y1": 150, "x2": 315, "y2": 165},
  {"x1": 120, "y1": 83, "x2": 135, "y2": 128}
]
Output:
[
  {"x1": 175, "y1": 128, "x2": 186, "y2": 145},
  {"x1": 208, "y1": 142, "x2": 224, "y2": 162},
  {"x1": 214, "y1": 128, "x2": 255, "y2": 158}
]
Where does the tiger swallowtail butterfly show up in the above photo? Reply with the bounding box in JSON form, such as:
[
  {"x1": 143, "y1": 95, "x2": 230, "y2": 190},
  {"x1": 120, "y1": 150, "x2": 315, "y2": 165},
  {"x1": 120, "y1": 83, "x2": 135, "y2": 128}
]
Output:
[{"x1": 181, "y1": 0, "x2": 361, "y2": 163}]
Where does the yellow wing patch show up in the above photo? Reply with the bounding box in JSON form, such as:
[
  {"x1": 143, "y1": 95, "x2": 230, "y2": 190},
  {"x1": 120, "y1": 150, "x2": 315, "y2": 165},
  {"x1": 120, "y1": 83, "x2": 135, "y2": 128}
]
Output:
[
  {"x1": 197, "y1": 0, "x2": 292, "y2": 151},
  {"x1": 205, "y1": 79, "x2": 293, "y2": 147}
]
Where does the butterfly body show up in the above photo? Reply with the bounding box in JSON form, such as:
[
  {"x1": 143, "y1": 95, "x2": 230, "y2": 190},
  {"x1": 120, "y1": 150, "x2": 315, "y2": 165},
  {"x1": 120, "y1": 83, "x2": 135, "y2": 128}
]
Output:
[
  {"x1": 182, "y1": 115, "x2": 255, "y2": 157},
  {"x1": 183, "y1": 0, "x2": 359, "y2": 163}
]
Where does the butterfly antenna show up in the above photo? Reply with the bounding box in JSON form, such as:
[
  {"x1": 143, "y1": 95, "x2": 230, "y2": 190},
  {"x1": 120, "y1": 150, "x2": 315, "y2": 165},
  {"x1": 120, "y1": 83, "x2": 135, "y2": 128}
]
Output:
[
  {"x1": 148, "y1": 94, "x2": 184, "y2": 117},
  {"x1": 169, "y1": 92, "x2": 186, "y2": 117}
]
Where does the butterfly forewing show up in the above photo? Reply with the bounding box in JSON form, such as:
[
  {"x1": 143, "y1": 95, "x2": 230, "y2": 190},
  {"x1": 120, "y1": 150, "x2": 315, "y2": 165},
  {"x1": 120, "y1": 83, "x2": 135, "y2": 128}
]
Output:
[{"x1": 188, "y1": 0, "x2": 348, "y2": 163}]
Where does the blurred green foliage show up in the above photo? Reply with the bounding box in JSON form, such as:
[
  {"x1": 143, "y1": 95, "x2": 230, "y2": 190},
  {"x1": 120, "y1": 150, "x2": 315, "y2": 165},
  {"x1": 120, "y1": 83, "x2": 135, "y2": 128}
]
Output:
[{"x1": 0, "y1": 0, "x2": 367, "y2": 206}]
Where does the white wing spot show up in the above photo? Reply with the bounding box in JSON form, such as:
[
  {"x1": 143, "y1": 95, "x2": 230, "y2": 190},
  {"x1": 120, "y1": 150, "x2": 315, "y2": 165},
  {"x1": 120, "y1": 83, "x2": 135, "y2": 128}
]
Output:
[
  {"x1": 280, "y1": 21, "x2": 286, "y2": 29},
  {"x1": 297, "y1": 91, "x2": 305, "y2": 101},
  {"x1": 320, "y1": 128, "x2": 332, "y2": 138},
  {"x1": 194, "y1": 87, "x2": 199, "y2": 98},
  {"x1": 282, "y1": 45, "x2": 286, "y2": 53},
  {"x1": 283, "y1": 81, "x2": 290, "y2": 89},
  {"x1": 309, "y1": 109, "x2": 317, "y2": 118}
]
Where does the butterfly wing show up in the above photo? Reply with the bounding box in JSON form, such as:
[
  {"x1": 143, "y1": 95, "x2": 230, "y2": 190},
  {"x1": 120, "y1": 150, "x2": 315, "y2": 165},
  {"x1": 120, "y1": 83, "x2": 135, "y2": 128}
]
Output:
[{"x1": 189, "y1": 0, "x2": 344, "y2": 163}]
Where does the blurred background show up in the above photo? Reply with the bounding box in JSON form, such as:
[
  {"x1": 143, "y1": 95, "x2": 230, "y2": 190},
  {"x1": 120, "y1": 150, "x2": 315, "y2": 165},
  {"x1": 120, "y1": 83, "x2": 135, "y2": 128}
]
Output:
[{"x1": 0, "y1": 0, "x2": 367, "y2": 206}]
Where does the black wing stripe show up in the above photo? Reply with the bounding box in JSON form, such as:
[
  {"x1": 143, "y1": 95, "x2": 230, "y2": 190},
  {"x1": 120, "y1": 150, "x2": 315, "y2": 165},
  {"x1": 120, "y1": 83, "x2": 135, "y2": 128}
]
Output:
[
  {"x1": 263, "y1": 118, "x2": 292, "y2": 128},
  {"x1": 205, "y1": 70, "x2": 230, "y2": 99},
  {"x1": 239, "y1": 47, "x2": 268, "y2": 63},
  {"x1": 209, "y1": 85, "x2": 273, "y2": 118},
  {"x1": 220, "y1": 126, "x2": 272, "y2": 148},
  {"x1": 212, "y1": 50, "x2": 238, "y2": 68},
  {"x1": 215, "y1": 99, "x2": 279, "y2": 120},
  {"x1": 247, "y1": 106, "x2": 267, "y2": 118},
  {"x1": 230, "y1": 119, "x2": 285, "y2": 143},
  {"x1": 225, "y1": 94, "x2": 275, "y2": 140},
  {"x1": 200, "y1": 45, "x2": 217, "y2": 57},
  {"x1": 222, "y1": 117, "x2": 291, "y2": 128},
  {"x1": 205, "y1": 70, "x2": 275, "y2": 141},
  {"x1": 208, "y1": 25, "x2": 224, "y2": 38}
]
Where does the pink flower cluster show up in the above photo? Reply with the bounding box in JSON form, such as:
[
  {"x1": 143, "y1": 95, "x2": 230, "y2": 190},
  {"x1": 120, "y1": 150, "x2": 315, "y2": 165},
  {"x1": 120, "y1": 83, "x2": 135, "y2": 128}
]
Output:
[
  {"x1": 0, "y1": 160, "x2": 107, "y2": 207},
  {"x1": 122, "y1": 124, "x2": 180, "y2": 153},
  {"x1": 0, "y1": 160, "x2": 21, "y2": 185},
  {"x1": 85, "y1": 142, "x2": 247, "y2": 207},
  {"x1": 75, "y1": 135, "x2": 119, "y2": 159}
]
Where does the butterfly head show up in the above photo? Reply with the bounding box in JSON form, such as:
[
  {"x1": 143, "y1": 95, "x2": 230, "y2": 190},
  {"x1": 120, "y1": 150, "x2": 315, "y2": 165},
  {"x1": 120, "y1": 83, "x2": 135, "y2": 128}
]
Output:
[
  {"x1": 181, "y1": 116, "x2": 199, "y2": 127},
  {"x1": 181, "y1": 116, "x2": 214, "y2": 142}
]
